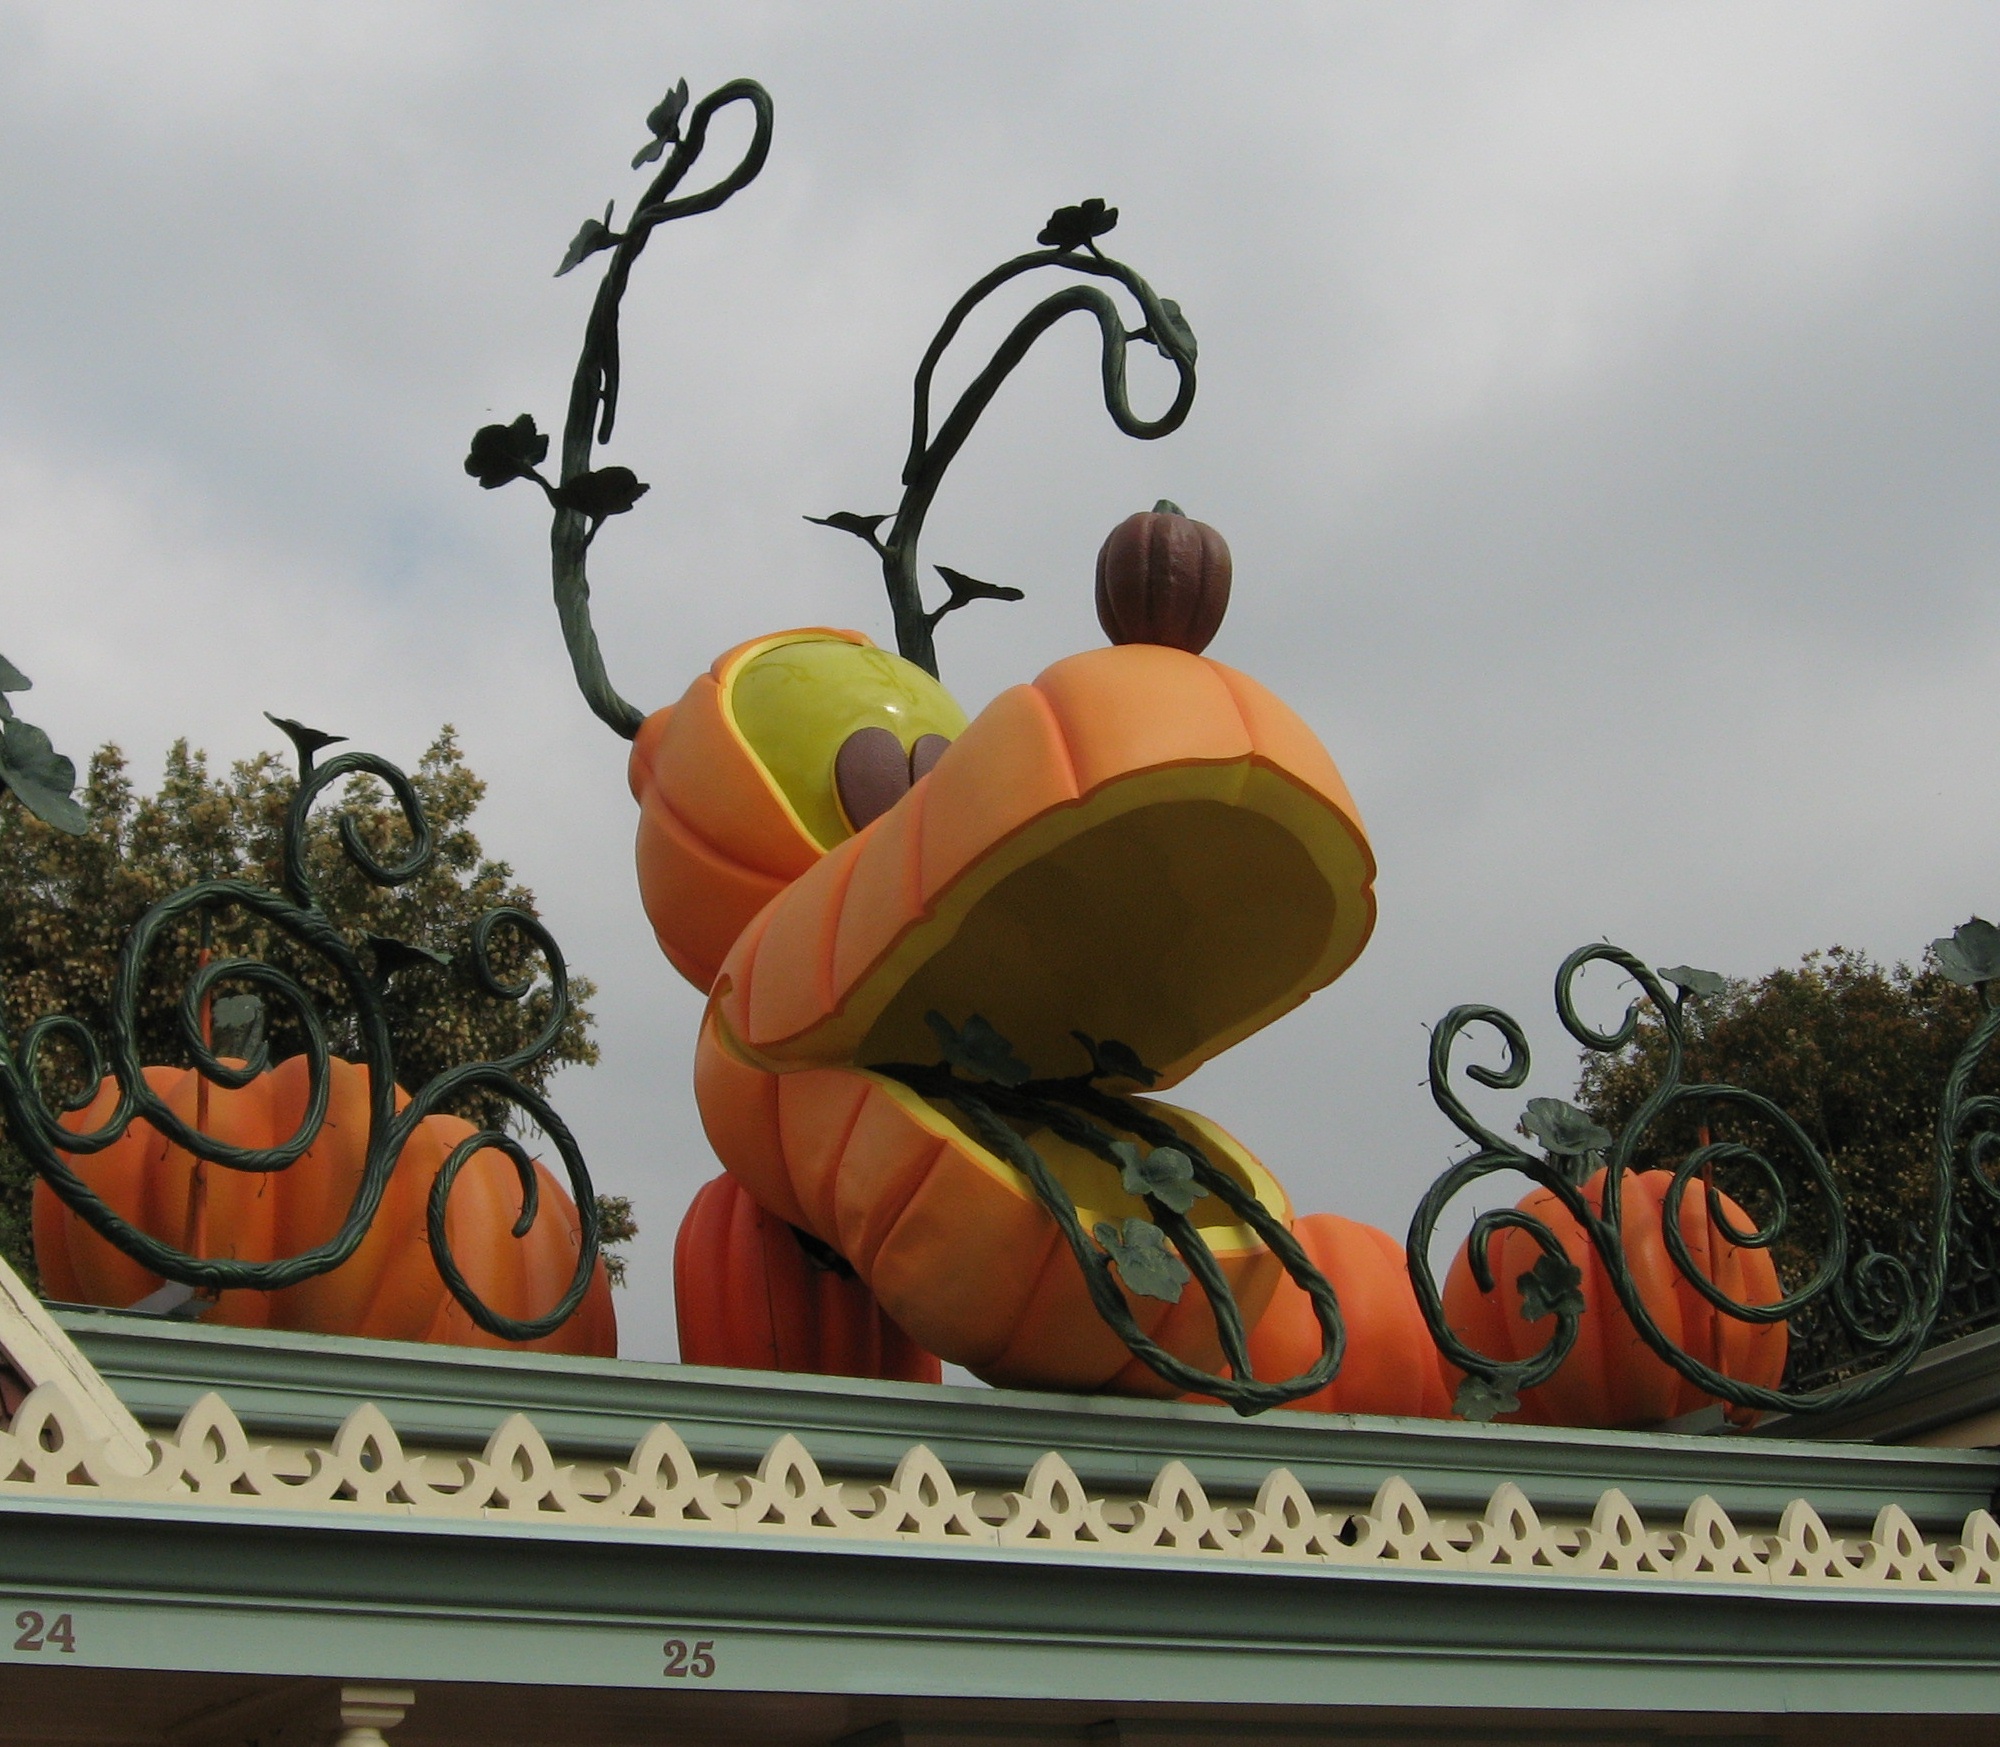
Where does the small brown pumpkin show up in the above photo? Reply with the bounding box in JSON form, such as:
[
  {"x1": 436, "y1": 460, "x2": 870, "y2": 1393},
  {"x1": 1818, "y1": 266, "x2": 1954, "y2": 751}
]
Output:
[{"x1": 1095, "y1": 500, "x2": 1232, "y2": 653}]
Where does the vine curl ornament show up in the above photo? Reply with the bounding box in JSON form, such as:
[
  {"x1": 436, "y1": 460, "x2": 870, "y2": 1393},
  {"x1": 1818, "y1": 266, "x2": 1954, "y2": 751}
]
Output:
[
  {"x1": 1407, "y1": 929, "x2": 2000, "y2": 1422},
  {"x1": 809, "y1": 195, "x2": 1200, "y2": 677},
  {"x1": 0, "y1": 716, "x2": 601, "y2": 1343},
  {"x1": 879, "y1": 1014, "x2": 1343, "y2": 1416}
]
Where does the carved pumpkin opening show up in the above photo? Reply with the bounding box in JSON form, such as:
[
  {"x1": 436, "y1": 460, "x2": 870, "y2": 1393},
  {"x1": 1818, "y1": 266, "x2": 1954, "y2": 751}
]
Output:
[
  {"x1": 859, "y1": 795, "x2": 1337, "y2": 1085},
  {"x1": 727, "y1": 636, "x2": 965, "y2": 848}
]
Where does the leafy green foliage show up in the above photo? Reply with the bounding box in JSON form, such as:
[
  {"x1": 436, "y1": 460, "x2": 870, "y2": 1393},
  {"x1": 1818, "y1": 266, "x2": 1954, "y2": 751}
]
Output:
[
  {"x1": 1071, "y1": 1030, "x2": 1159, "y2": 1088},
  {"x1": 556, "y1": 202, "x2": 619, "y2": 277},
  {"x1": 463, "y1": 415, "x2": 549, "y2": 489},
  {"x1": 1112, "y1": 1140, "x2": 1206, "y2": 1215},
  {"x1": 0, "y1": 654, "x2": 86, "y2": 835},
  {"x1": 1453, "y1": 1371, "x2": 1521, "y2": 1422},
  {"x1": 1933, "y1": 917, "x2": 2000, "y2": 989},
  {"x1": 631, "y1": 79, "x2": 690, "y2": 169},
  {"x1": 1091, "y1": 1216, "x2": 1188, "y2": 1302},
  {"x1": 1038, "y1": 197, "x2": 1118, "y2": 251},
  {"x1": 1658, "y1": 964, "x2": 1728, "y2": 1001},
  {"x1": 552, "y1": 465, "x2": 650, "y2": 521},
  {"x1": 1574, "y1": 945, "x2": 2000, "y2": 1293},
  {"x1": 1516, "y1": 1252, "x2": 1585, "y2": 1323},
  {"x1": 0, "y1": 731, "x2": 635, "y2": 1290},
  {"x1": 925, "y1": 1011, "x2": 1031, "y2": 1087},
  {"x1": 1518, "y1": 1096, "x2": 1612, "y2": 1159}
]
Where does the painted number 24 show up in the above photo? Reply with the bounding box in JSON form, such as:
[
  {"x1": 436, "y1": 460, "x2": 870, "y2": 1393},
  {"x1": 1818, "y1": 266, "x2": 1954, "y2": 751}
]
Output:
[
  {"x1": 661, "y1": 1636, "x2": 716, "y2": 1679},
  {"x1": 13, "y1": 1611, "x2": 76, "y2": 1654}
]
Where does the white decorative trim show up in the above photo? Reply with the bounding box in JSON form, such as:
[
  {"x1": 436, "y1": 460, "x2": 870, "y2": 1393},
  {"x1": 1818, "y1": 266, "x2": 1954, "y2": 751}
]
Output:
[
  {"x1": 3, "y1": 1380, "x2": 1998, "y2": 1594},
  {"x1": 0, "y1": 1256, "x2": 149, "y2": 1471}
]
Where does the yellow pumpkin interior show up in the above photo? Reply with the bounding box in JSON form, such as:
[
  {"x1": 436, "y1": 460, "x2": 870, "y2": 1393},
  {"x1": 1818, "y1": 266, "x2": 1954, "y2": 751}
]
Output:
[
  {"x1": 872, "y1": 1074, "x2": 1290, "y2": 1245},
  {"x1": 852, "y1": 762, "x2": 1373, "y2": 1089},
  {"x1": 727, "y1": 636, "x2": 967, "y2": 849}
]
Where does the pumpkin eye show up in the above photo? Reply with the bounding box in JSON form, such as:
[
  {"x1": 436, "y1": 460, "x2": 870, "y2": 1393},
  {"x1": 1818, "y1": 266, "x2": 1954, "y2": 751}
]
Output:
[
  {"x1": 909, "y1": 733, "x2": 951, "y2": 783},
  {"x1": 834, "y1": 726, "x2": 911, "y2": 831}
]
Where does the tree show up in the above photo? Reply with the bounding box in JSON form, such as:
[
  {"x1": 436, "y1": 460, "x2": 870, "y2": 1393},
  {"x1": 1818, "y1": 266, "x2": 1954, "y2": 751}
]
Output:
[
  {"x1": 1573, "y1": 945, "x2": 2000, "y2": 1377},
  {"x1": 0, "y1": 730, "x2": 636, "y2": 1292}
]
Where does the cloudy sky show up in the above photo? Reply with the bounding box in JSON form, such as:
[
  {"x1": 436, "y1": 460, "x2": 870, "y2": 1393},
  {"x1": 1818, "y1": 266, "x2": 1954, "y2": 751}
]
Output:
[{"x1": 6, "y1": 3, "x2": 2000, "y2": 1361}]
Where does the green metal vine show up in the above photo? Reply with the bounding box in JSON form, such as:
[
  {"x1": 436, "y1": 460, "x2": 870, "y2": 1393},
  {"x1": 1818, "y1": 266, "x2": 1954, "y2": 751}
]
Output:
[
  {"x1": 1409, "y1": 927, "x2": 2000, "y2": 1421},
  {"x1": 810, "y1": 197, "x2": 1199, "y2": 677},
  {"x1": 3, "y1": 716, "x2": 601, "y2": 1343},
  {"x1": 878, "y1": 1015, "x2": 1341, "y2": 1415}
]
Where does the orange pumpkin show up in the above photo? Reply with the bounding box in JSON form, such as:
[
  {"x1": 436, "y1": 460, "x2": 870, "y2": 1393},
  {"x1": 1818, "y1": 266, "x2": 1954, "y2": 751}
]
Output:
[
  {"x1": 1228, "y1": 1213, "x2": 1452, "y2": 1417},
  {"x1": 695, "y1": 637, "x2": 1376, "y2": 1394},
  {"x1": 674, "y1": 1172, "x2": 939, "y2": 1382},
  {"x1": 1441, "y1": 1167, "x2": 1785, "y2": 1428},
  {"x1": 628, "y1": 629, "x2": 967, "y2": 992},
  {"x1": 35, "y1": 1054, "x2": 616, "y2": 1356}
]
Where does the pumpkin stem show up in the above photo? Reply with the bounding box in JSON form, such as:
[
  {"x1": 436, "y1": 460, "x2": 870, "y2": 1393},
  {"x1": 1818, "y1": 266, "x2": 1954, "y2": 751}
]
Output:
[{"x1": 1153, "y1": 498, "x2": 1184, "y2": 516}]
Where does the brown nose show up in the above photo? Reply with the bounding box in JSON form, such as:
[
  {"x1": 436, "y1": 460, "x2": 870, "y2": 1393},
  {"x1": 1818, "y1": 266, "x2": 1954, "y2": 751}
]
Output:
[{"x1": 834, "y1": 729, "x2": 954, "y2": 832}]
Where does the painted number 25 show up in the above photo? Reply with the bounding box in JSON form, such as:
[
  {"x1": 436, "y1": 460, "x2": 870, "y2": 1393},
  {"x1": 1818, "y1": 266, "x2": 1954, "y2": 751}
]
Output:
[
  {"x1": 661, "y1": 1636, "x2": 716, "y2": 1679},
  {"x1": 13, "y1": 1611, "x2": 76, "y2": 1654}
]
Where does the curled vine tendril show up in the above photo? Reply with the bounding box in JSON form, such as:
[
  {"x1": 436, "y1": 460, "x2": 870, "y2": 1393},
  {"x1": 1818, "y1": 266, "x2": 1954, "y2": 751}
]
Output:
[
  {"x1": 1408, "y1": 938, "x2": 1992, "y2": 1421},
  {"x1": 465, "y1": 76, "x2": 776, "y2": 741},
  {"x1": 813, "y1": 201, "x2": 1199, "y2": 678},
  {"x1": 0, "y1": 721, "x2": 600, "y2": 1343}
]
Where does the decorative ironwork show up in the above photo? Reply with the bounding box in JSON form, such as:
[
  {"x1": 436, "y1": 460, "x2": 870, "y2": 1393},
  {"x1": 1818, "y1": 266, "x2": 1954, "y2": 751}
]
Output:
[
  {"x1": 879, "y1": 1015, "x2": 1341, "y2": 1415},
  {"x1": 1408, "y1": 932, "x2": 2000, "y2": 1421},
  {"x1": 465, "y1": 76, "x2": 776, "y2": 741},
  {"x1": 809, "y1": 197, "x2": 1200, "y2": 677},
  {"x1": 0, "y1": 653, "x2": 86, "y2": 835},
  {"x1": 0, "y1": 717, "x2": 600, "y2": 1343}
]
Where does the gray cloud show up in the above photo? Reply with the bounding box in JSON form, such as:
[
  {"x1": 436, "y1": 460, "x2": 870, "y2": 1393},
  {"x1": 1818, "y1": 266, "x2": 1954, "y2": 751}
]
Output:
[{"x1": 5, "y1": 1, "x2": 2000, "y2": 1359}]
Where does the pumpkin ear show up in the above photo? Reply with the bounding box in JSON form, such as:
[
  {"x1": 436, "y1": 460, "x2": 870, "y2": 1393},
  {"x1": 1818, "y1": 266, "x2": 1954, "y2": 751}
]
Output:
[
  {"x1": 908, "y1": 733, "x2": 951, "y2": 784},
  {"x1": 834, "y1": 726, "x2": 910, "y2": 831}
]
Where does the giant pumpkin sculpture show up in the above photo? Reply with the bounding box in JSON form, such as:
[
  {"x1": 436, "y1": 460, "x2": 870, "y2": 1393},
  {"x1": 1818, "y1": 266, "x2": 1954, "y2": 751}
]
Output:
[
  {"x1": 636, "y1": 623, "x2": 1377, "y2": 1395},
  {"x1": 35, "y1": 1054, "x2": 616, "y2": 1356}
]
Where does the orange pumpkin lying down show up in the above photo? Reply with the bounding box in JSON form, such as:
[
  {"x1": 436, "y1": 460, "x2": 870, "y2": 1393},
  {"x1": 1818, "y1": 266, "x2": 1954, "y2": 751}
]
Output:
[
  {"x1": 36, "y1": 1054, "x2": 616, "y2": 1356},
  {"x1": 646, "y1": 627, "x2": 1382, "y2": 1397},
  {"x1": 676, "y1": 1170, "x2": 939, "y2": 1383},
  {"x1": 1442, "y1": 1166, "x2": 1786, "y2": 1428},
  {"x1": 1215, "y1": 1213, "x2": 1452, "y2": 1418}
]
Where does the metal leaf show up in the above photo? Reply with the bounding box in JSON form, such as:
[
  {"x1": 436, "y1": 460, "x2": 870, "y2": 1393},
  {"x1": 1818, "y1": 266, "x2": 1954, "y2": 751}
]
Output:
[
  {"x1": 263, "y1": 713, "x2": 347, "y2": 774},
  {"x1": 1935, "y1": 918, "x2": 2000, "y2": 988},
  {"x1": 1150, "y1": 297, "x2": 1197, "y2": 363},
  {"x1": 1070, "y1": 1030, "x2": 1159, "y2": 1088},
  {"x1": 934, "y1": 565, "x2": 1025, "y2": 609},
  {"x1": 553, "y1": 465, "x2": 650, "y2": 520},
  {"x1": 1037, "y1": 197, "x2": 1119, "y2": 251},
  {"x1": 1516, "y1": 1252, "x2": 1585, "y2": 1323},
  {"x1": 1112, "y1": 1141, "x2": 1206, "y2": 1214},
  {"x1": 1659, "y1": 964, "x2": 1728, "y2": 1001},
  {"x1": 1092, "y1": 1217, "x2": 1189, "y2": 1302},
  {"x1": 0, "y1": 718, "x2": 86, "y2": 834},
  {"x1": 924, "y1": 1011, "x2": 1031, "y2": 1087},
  {"x1": 463, "y1": 414, "x2": 549, "y2": 488},
  {"x1": 210, "y1": 993, "x2": 266, "y2": 1063},
  {"x1": 804, "y1": 510, "x2": 891, "y2": 550},
  {"x1": 1518, "y1": 1096, "x2": 1612, "y2": 1158},
  {"x1": 632, "y1": 78, "x2": 690, "y2": 167},
  {"x1": 556, "y1": 204, "x2": 618, "y2": 278},
  {"x1": 1453, "y1": 1372, "x2": 1521, "y2": 1422},
  {"x1": 367, "y1": 934, "x2": 452, "y2": 989}
]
